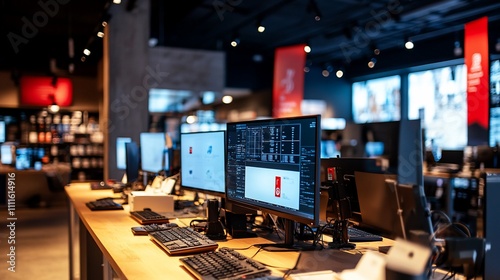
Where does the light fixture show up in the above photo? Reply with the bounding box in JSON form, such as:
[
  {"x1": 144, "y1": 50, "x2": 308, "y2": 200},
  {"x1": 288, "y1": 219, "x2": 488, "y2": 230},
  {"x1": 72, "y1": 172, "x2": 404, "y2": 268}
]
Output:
[
  {"x1": 454, "y1": 40, "x2": 463, "y2": 56},
  {"x1": 186, "y1": 115, "x2": 197, "y2": 124},
  {"x1": 48, "y1": 94, "x2": 60, "y2": 114},
  {"x1": 405, "y1": 38, "x2": 414, "y2": 49},
  {"x1": 304, "y1": 44, "x2": 311, "y2": 53},
  {"x1": 222, "y1": 95, "x2": 233, "y2": 104},
  {"x1": 230, "y1": 37, "x2": 240, "y2": 47},
  {"x1": 322, "y1": 64, "x2": 332, "y2": 77},
  {"x1": 83, "y1": 48, "x2": 91, "y2": 56},
  {"x1": 308, "y1": 0, "x2": 322, "y2": 21},
  {"x1": 257, "y1": 19, "x2": 265, "y2": 33},
  {"x1": 97, "y1": 31, "x2": 104, "y2": 38},
  {"x1": 335, "y1": 69, "x2": 344, "y2": 78},
  {"x1": 371, "y1": 43, "x2": 380, "y2": 55},
  {"x1": 113, "y1": 0, "x2": 121, "y2": 4},
  {"x1": 368, "y1": 57, "x2": 377, "y2": 68}
]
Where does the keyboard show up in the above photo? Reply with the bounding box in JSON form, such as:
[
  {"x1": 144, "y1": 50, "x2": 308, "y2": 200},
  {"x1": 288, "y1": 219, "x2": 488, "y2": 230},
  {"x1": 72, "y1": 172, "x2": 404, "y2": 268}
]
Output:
[
  {"x1": 180, "y1": 247, "x2": 271, "y2": 280},
  {"x1": 131, "y1": 223, "x2": 179, "y2": 236},
  {"x1": 149, "y1": 227, "x2": 218, "y2": 255},
  {"x1": 130, "y1": 210, "x2": 170, "y2": 225},
  {"x1": 348, "y1": 227, "x2": 383, "y2": 242},
  {"x1": 86, "y1": 199, "x2": 124, "y2": 211}
]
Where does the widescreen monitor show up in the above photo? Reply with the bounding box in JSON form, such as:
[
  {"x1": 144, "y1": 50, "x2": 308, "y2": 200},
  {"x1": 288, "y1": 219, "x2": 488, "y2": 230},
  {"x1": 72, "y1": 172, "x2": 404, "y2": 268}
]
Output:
[
  {"x1": 225, "y1": 115, "x2": 321, "y2": 249},
  {"x1": 180, "y1": 130, "x2": 226, "y2": 197},
  {"x1": 116, "y1": 137, "x2": 132, "y2": 170},
  {"x1": 139, "y1": 132, "x2": 166, "y2": 174}
]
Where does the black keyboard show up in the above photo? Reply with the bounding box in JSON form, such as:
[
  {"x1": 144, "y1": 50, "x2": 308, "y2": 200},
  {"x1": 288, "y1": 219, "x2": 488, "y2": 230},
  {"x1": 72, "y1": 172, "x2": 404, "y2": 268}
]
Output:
[
  {"x1": 180, "y1": 247, "x2": 271, "y2": 280},
  {"x1": 86, "y1": 199, "x2": 124, "y2": 211},
  {"x1": 149, "y1": 227, "x2": 218, "y2": 255},
  {"x1": 348, "y1": 227, "x2": 383, "y2": 242},
  {"x1": 130, "y1": 210, "x2": 170, "y2": 225}
]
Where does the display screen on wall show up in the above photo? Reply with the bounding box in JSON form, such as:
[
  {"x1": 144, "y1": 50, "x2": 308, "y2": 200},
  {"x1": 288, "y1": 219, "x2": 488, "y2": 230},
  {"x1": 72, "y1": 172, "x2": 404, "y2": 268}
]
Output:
[
  {"x1": 352, "y1": 75, "x2": 401, "y2": 123},
  {"x1": 408, "y1": 64, "x2": 467, "y2": 150},
  {"x1": 490, "y1": 59, "x2": 500, "y2": 146}
]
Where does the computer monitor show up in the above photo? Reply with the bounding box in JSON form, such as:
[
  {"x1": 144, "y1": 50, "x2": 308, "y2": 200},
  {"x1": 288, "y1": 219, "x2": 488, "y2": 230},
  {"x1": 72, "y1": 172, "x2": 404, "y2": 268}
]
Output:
[
  {"x1": 139, "y1": 132, "x2": 167, "y2": 174},
  {"x1": 355, "y1": 171, "x2": 434, "y2": 242},
  {"x1": 180, "y1": 130, "x2": 226, "y2": 197},
  {"x1": 322, "y1": 157, "x2": 390, "y2": 222},
  {"x1": 116, "y1": 137, "x2": 132, "y2": 170},
  {"x1": 1, "y1": 142, "x2": 14, "y2": 165},
  {"x1": 125, "y1": 141, "x2": 140, "y2": 184},
  {"x1": 225, "y1": 115, "x2": 321, "y2": 250},
  {"x1": 354, "y1": 171, "x2": 400, "y2": 238},
  {"x1": 0, "y1": 120, "x2": 5, "y2": 143},
  {"x1": 321, "y1": 140, "x2": 339, "y2": 159}
]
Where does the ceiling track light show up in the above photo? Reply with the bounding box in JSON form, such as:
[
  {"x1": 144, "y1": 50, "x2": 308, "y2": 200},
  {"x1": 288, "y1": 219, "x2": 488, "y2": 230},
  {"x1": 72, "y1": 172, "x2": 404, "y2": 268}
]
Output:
[
  {"x1": 405, "y1": 37, "x2": 414, "y2": 50},
  {"x1": 304, "y1": 43, "x2": 311, "y2": 53},
  {"x1": 454, "y1": 40, "x2": 463, "y2": 56},
  {"x1": 230, "y1": 37, "x2": 240, "y2": 47},
  {"x1": 256, "y1": 18, "x2": 265, "y2": 33},
  {"x1": 368, "y1": 57, "x2": 377, "y2": 68},
  {"x1": 308, "y1": 0, "x2": 322, "y2": 21}
]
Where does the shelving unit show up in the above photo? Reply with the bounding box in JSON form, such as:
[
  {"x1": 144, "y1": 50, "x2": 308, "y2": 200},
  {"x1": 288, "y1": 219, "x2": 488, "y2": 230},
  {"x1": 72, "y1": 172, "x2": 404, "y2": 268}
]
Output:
[{"x1": 1, "y1": 108, "x2": 104, "y2": 182}]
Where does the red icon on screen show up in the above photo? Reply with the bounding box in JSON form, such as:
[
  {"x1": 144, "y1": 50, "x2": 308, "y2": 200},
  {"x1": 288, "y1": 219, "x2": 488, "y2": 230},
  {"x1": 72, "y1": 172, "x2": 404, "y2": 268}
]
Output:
[
  {"x1": 189, "y1": 147, "x2": 192, "y2": 154},
  {"x1": 275, "y1": 176, "x2": 281, "y2": 197}
]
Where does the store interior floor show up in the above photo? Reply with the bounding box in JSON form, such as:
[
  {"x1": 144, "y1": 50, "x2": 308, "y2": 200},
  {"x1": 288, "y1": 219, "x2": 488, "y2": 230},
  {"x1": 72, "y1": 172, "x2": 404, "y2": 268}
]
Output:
[{"x1": 0, "y1": 192, "x2": 69, "y2": 280}]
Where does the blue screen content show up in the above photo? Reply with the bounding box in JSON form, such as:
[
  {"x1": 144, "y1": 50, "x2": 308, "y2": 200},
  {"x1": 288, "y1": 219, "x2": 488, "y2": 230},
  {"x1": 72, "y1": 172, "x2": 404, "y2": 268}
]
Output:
[
  {"x1": 116, "y1": 137, "x2": 132, "y2": 170},
  {"x1": 140, "y1": 133, "x2": 166, "y2": 173},
  {"x1": 180, "y1": 131, "x2": 225, "y2": 195}
]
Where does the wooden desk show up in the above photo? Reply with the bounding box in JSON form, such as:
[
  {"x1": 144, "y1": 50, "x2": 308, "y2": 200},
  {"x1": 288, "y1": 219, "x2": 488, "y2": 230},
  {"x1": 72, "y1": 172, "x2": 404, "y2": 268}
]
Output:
[{"x1": 65, "y1": 183, "x2": 392, "y2": 280}]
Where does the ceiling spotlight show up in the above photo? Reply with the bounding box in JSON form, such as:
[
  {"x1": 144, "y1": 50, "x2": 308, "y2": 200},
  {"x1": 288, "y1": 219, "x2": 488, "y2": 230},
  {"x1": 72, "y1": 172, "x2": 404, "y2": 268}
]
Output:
[
  {"x1": 304, "y1": 44, "x2": 311, "y2": 53},
  {"x1": 257, "y1": 19, "x2": 265, "y2": 33},
  {"x1": 304, "y1": 66, "x2": 310, "y2": 73},
  {"x1": 336, "y1": 69, "x2": 344, "y2": 78},
  {"x1": 230, "y1": 38, "x2": 240, "y2": 47},
  {"x1": 102, "y1": 21, "x2": 108, "y2": 27},
  {"x1": 405, "y1": 38, "x2": 414, "y2": 50},
  {"x1": 372, "y1": 45, "x2": 380, "y2": 55},
  {"x1": 322, "y1": 70, "x2": 330, "y2": 77},
  {"x1": 222, "y1": 95, "x2": 233, "y2": 104},
  {"x1": 113, "y1": 0, "x2": 121, "y2": 3},
  {"x1": 368, "y1": 58, "x2": 377, "y2": 68},
  {"x1": 454, "y1": 41, "x2": 463, "y2": 56},
  {"x1": 308, "y1": 0, "x2": 322, "y2": 21},
  {"x1": 83, "y1": 49, "x2": 91, "y2": 56},
  {"x1": 97, "y1": 31, "x2": 104, "y2": 38}
]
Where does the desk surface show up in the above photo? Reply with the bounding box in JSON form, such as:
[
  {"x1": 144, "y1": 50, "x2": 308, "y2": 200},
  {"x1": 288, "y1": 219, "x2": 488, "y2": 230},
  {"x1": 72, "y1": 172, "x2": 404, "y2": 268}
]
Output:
[{"x1": 65, "y1": 183, "x2": 392, "y2": 279}]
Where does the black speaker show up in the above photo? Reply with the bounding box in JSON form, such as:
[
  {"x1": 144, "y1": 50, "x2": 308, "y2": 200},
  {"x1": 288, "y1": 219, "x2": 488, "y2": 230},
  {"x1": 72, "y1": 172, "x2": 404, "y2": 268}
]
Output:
[{"x1": 205, "y1": 199, "x2": 226, "y2": 240}]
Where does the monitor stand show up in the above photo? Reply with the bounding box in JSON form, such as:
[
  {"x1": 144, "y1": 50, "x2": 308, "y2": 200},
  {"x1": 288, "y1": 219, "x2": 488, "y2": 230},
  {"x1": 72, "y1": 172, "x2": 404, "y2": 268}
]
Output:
[{"x1": 256, "y1": 218, "x2": 322, "y2": 252}]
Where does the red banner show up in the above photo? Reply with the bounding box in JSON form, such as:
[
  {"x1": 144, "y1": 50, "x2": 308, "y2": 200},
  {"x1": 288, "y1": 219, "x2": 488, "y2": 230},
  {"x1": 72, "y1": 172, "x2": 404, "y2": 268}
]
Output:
[
  {"x1": 272, "y1": 44, "x2": 306, "y2": 118},
  {"x1": 465, "y1": 17, "x2": 489, "y2": 144},
  {"x1": 20, "y1": 76, "x2": 73, "y2": 107}
]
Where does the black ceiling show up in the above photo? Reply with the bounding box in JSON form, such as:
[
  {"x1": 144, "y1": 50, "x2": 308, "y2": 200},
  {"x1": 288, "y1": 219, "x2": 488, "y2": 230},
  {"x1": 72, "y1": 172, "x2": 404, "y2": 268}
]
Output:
[{"x1": 2, "y1": 0, "x2": 500, "y2": 84}]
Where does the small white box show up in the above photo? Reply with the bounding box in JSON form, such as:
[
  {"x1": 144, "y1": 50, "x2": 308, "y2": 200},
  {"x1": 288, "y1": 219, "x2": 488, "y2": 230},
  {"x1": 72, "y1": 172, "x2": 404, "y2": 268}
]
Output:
[{"x1": 128, "y1": 191, "x2": 174, "y2": 213}]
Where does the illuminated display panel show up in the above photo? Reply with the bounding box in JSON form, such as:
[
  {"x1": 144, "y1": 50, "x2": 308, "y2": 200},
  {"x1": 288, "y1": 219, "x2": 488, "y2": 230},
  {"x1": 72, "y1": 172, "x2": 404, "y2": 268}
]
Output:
[
  {"x1": 352, "y1": 75, "x2": 401, "y2": 124},
  {"x1": 408, "y1": 64, "x2": 467, "y2": 149}
]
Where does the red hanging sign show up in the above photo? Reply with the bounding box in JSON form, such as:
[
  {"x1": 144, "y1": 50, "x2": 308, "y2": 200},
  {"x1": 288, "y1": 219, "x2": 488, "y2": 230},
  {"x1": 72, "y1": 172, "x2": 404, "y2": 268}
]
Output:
[
  {"x1": 272, "y1": 44, "x2": 306, "y2": 118},
  {"x1": 465, "y1": 17, "x2": 489, "y2": 144},
  {"x1": 20, "y1": 76, "x2": 73, "y2": 107}
]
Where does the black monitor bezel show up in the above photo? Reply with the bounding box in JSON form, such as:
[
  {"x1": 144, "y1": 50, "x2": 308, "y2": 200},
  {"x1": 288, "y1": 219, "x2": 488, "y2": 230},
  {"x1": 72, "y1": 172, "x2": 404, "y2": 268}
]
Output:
[
  {"x1": 180, "y1": 130, "x2": 226, "y2": 198},
  {"x1": 224, "y1": 115, "x2": 321, "y2": 227}
]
